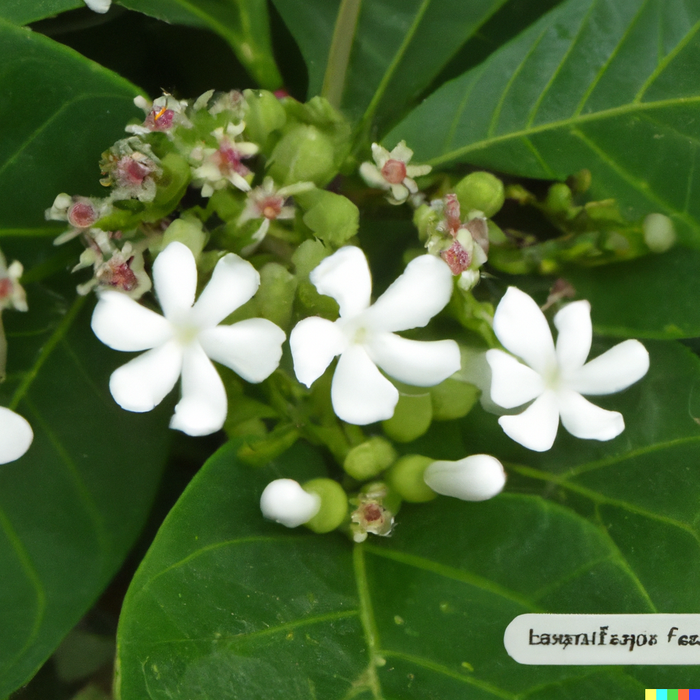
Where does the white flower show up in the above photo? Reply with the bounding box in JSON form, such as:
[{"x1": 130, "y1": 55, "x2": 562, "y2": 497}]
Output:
[
  {"x1": 424, "y1": 455, "x2": 506, "y2": 501},
  {"x1": 359, "y1": 141, "x2": 431, "y2": 205},
  {"x1": 237, "y1": 177, "x2": 314, "y2": 254},
  {"x1": 91, "y1": 241, "x2": 285, "y2": 436},
  {"x1": 84, "y1": 0, "x2": 110, "y2": 12},
  {"x1": 290, "y1": 247, "x2": 460, "y2": 425},
  {"x1": 126, "y1": 94, "x2": 191, "y2": 136},
  {"x1": 260, "y1": 479, "x2": 321, "y2": 528},
  {"x1": 45, "y1": 193, "x2": 110, "y2": 246},
  {"x1": 0, "y1": 408, "x2": 33, "y2": 464},
  {"x1": 190, "y1": 123, "x2": 259, "y2": 196},
  {"x1": 486, "y1": 287, "x2": 649, "y2": 452}
]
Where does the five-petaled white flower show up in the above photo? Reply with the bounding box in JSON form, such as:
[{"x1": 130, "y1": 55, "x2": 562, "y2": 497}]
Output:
[
  {"x1": 359, "y1": 141, "x2": 431, "y2": 205},
  {"x1": 486, "y1": 287, "x2": 649, "y2": 452},
  {"x1": 91, "y1": 241, "x2": 285, "y2": 436},
  {"x1": 290, "y1": 246, "x2": 460, "y2": 425},
  {"x1": 0, "y1": 408, "x2": 33, "y2": 464}
]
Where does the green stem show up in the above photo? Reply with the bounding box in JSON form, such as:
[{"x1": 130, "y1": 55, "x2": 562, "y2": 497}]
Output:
[{"x1": 321, "y1": 0, "x2": 363, "y2": 108}]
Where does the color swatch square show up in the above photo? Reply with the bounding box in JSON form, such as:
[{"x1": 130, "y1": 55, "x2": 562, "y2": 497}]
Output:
[
  {"x1": 657, "y1": 691, "x2": 668, "y2": 700},
  {"x1": 690, "y1": 690, "x2": 700, "y2": 699}
]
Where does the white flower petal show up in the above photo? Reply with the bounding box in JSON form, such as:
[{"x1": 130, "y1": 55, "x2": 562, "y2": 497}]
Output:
[
  {"x1": 368, "y1": 333, "x2": 460, "y2": 387},
  {"x1": 310, "y1": 247, "x2": 372, "y2": 318},
  {"x1": 554, "y1": 300, "x2": 592, "y2": 373},
  {"x1": 390, "y1": 141, "x2": 413, "y2": 163},
  {"x1": 424, "y1": 455, "x2": 506, "y2": 501},
  {"x1": 486, "y1": 349, "x2": 544, "y2": 409},
  {"x1": 359, "y1": 162, "x2": 390, "y2": 190},
  {"x1": 366, "y1": 255, "x2": 453, "y2": 332},
  {"x1": 192, "y1": 252, "x2": 260, "y2": 327},
  {"x1": 109, "y1": 341, "x2": 183, "y2": 413},
  {"x1": 84, "y1": 0, "x2": 110, "y2": 12},
  {"x1": 91, "y1": 291, "x2": 172, "y2": 351},
  {"x1": 170, "y1": 343, "x2": 227, "y2": 436},
  {"x1": 498, "y1": 390, "x2": 560, "y2": 452},
  {"x1": 290, "y1": 317, "x2": 346, "y2": 387},
  {"x1": 557, "y1": 389, "x2": 625, "y2": 441},
  {"x1": 199, "y1": 318, "x2": 285, "y2": 383},
  {"x1": 390, "y1": 183, "x2": 410, "y2": 202},
  {"x1": 371, "y1": 143, "x2": 391, "y2": 167},
  {"x1": 153, "y1": 242, "x2": 197, "y2": 320},
  {"x1": 406, "y1": 164, "x2": 432, "y2": 178},
  {"x1": 493, "y1": 287, "x2": 556, "y2": 375},
  {"x1": 568, "y1": 339, "x2": 650, "y2": 396},
  {"x1": 260, "y1": 479, "x2": 321, "y2": 528},
  {"x1": 331, "y1": 345, "x2": 398, "y2": 424},
  {"x1": 0, "y1": 407, "x2": 33, "y2": 464}
]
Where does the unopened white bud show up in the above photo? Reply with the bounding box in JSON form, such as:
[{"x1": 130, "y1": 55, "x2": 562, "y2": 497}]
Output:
[
  {"x1": 260, "y1": 479, "x2": 321, "y2": 528},
  {"x1": 643, "y1": 213, "x2": 676, "y2": 253},
  {"x1": 423, "y1": 454, "x2": 506, "y2": 501}
]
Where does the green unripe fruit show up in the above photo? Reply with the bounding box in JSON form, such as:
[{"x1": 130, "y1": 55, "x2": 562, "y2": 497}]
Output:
[
  {"x1": 430, "y1": 379, "x2": 480, "y2": 421},
  {"x1": 256, "y1": 263, "x2": 298, "y2": 329},
  {"x1": 343, "y1": 437, "x2": 397, "y2": 481},
  {"x1": 382, "y1": 392, "x2": 432, "y2": 443},
  {"x1": 267, "y1": 124, "x2": 337, "y2": 186},
  {"x1": 242, "y1": 89, "x2": 286, "y2": 150},
  {"x1": 161, "y1": 217, "x2": 207, "y2": 258},
  {"x1": 303, "y1": 478, "x2": 348, "y2": 533},
  {"x1": 296, "y1": 189, "x2": 359, "y2": 247},
  {"x1": 643, "y1": 213, "x2": 676, "y2": 253},
  {"x1": 454, "y1": 172, "x2": 505, "y2": 218},
  {"x1": 545, "y1": 183, "x2": 574, "y2": 216},
  {"x1": 292, "y1": 239, "x2": 328, "y2": 277},
  {"x1": 387, "y1": 455, "x2": 437, "y2": 503}
]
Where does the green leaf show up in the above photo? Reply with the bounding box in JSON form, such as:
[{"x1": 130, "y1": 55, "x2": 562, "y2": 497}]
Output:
[
  {"x1": 116, "y1": 343, "x2": 700, "y2": 699},
  {"x1": 0, "y1": 19, "x2": 141, "y2": 238},
  {"x1": 563, "y1": 248, "x2": 700, "y2": 339},
  {"x1": 117, "y1": 0, "x2": 282, "y2": 90},
  {"x1": 270, "y1": 0, "x2": 509, "y2": 128},
  {"x1": 0, "y1": 0, "x2": 83, "y2": 25},
  {"x1": 0, "y1": 277, "x2": 171, "y2": 697},
  {"x1": 387, "y1": 0, "x2": 700, "y2": 247}
]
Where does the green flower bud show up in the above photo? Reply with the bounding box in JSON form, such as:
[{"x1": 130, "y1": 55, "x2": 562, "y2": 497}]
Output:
[
  {"x1": 643, "y1": 213, "x2": 676, "y2": 253},
  {"x1": 387, "y1": 455, "x2": 437, "y2": 503},
  {"x1": 545, "y1": 183, "x2": 574, "y2": 217},
  {"x1": 296, "y1": 189, "x2": 359, "y2": 247},
  {"x1": 567, "y1": 168, "x2": 591, "y2": 194},
  {"x1": 430, "y1": 379, "x2": 479, "y2": 421},
  {"x1": 256, "y1": 263, "x2": 298, "y2": 329},
  {"x1": 267, "y1": 125, "x2": 337, "y2": 187},
  {"x1": 344, "y1": 437, "x2": 397, "y2": 481},
  {"x1": 382, "y1": 392, "x2": 432, "y2": 443},
  {"x1": 292, "y1": 238, "x2": 329, "y2": 277},
  {"x1": 454, "y1": 172, "x2": 505, "y2": 218},
  {"x1": 303, "y1": 478, "x2": 348, "y2": 533},
  {"x1": 242, "y1": 89, "x2": 286, "y2": 151},
  {"x1": 413, "y1": 202, "x2": 439, "y2": 241},
  {"x1": 161, "y1": 217, "x2": 207, "y2": 258}
]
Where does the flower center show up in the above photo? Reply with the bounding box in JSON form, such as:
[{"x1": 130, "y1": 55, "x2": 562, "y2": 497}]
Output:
[
  {"x1": 258, "y1": 196, "x2": 284, "y2": 220},
  {"x1": 68, "y1": 202, "x2": 98, "y2": 229},
  {"x1": 381, "y1": 159, "x2": 407, "y2": 184},
  {"x1": 173, "y1": 321, "x2": 200, "y2": 347}
]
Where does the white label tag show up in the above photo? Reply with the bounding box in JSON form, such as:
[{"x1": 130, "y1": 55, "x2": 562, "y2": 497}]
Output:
[{"x1": 504, "y1": 614, "x2": 700, "y2": 665}]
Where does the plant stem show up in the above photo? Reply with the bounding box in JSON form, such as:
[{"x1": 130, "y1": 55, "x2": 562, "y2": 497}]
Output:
[{"x1": 321, "y1": 0, "x2": 362, "y2": 108}]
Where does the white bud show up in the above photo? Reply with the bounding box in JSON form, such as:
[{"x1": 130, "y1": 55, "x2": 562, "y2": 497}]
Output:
[
  {"x1": 423, "y1": 454, "x2": 506, "y2": 501},
  {"x1": 643, "y1": 213, "x2": 676, "y2": 253},
  {"x1": 84, "y1": 0, "x2": 111, "y2": 13},
  {"x1": 260, "y1": 479, "x2": 321, "y2": 528}
]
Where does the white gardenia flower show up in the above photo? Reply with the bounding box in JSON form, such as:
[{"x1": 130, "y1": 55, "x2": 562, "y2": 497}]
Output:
[
  {"x1": 424, "y1": 455, "x2": 506, "y2": 501},
  {"x1": 290, "y1": 246, "x2": 460, "y2": 425},
  {"x1": 486, "y1": 287, "x2": 650, "y2": 452},
  {"x1": 359, "y1": 141, "x2": 431, "y2": 205},
  {"x1": 91, "y1": 241, "x2": 285, "y2": 436},
  {"x1": 0, "y1": 408, "x2": 33, "y2": 464},
  {"x1": 260, "y1": 479, "x2": 321, "y2": 528}
]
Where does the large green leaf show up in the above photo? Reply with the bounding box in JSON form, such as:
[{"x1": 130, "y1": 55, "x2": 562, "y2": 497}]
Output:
[
  {"x1": 116, "y1": 342, "x2": 700, "y2": 698},
  {"x1": 0, "y1": 274, "x2": 171, "y2": 697},
  {"x1": 0, "y1": 1, "x2": 82, "y2": 25},
  {"x1": 387, "y1": 0, "x2": 700, "y2": 248},
  {"x1": 117, "y1": 0, "x2": 282, "y2": 90},
  {"x1": 0, "y1": 19, "x2": 142, "y2": 238},
  {"x1": 270, "y1": 0, "x2": 509, "y2": 128}
]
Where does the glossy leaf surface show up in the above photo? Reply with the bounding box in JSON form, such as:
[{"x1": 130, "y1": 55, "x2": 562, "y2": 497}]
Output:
[
  {"x1": 270, "y1": 0, "x2": 509, "y2": 128},
  {"x1": 118, "y1": 0, "x2": 282, "y2": 89},
  {"x1": 388, "y1": 0, "x2": 700, "y2": 247},
  {"x1": 0, "y1": 0, "x2": 82, "y2": 25},
  {"x1": 116, "y1": 341, "x2": 700, "y2": 699},
  {"x1": 0, "y1": 24, "x2": 171, "y2": 696}
]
